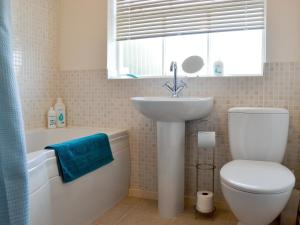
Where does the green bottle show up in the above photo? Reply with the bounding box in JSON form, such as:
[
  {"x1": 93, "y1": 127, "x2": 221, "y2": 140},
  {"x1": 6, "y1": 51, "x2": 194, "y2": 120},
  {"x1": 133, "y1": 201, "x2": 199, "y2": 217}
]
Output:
[{"x1": 54, "y1": 98, "x2": 66, "y2": 128}]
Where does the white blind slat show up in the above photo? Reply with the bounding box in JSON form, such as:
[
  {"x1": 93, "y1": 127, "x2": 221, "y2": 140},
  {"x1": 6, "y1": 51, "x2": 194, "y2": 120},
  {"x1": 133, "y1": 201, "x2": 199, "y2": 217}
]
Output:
[
  {"x1": 118, "y1": 26, "x2": 264, "y2": 41},
  {"x1": 117, "y1": 0, "x2": 261, "y2": 11},
  {"x1": 117, "y1": 5, "x2": 263, "y2": 22},
  {"x1": 117, "y1": 1, "x2": 263, "y2": 14},
  {"x1": 116, "y1": 0, "x2": 265, "y2": 41},
  {"x1": 118, "y1": 14, "x2": 264, "y2": 30},
  {"x1": 117, "y1": 4, "x2": 264, "y2": 22},
  {"x1": 118, "y1": 18, "x2": 264, "y2": 34},
  {"x1": 118, "y1": 22, "x2": 263, "y2": 38}
]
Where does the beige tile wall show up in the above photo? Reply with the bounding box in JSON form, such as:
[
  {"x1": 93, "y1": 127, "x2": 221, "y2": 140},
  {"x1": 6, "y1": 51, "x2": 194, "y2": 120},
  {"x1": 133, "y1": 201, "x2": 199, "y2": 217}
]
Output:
[
  {"x1": 11, "y1": 0, "x2": 60, "y2": 129},
  {"x1": 60, "y1": 62, "x2": 300, "y2": 198}
]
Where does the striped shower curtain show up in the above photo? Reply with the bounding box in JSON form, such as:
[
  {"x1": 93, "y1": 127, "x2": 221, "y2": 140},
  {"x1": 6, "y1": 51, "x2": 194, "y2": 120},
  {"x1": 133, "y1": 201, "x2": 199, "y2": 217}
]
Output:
[{"x1": 0, "y1": 0, "x2": 29, "y2": 224}]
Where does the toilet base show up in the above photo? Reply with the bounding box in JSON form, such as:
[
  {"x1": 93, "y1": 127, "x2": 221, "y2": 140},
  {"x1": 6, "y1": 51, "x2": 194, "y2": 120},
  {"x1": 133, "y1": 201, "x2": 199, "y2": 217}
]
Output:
[{"x1": 222, "y1": 181, "x2": 292, "y2": 225}]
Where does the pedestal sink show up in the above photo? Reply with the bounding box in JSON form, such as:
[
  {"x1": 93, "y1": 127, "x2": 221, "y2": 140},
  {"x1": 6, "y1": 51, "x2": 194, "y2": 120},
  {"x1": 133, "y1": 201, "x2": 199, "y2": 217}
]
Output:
[{"x1": 131, "y1": 97, "x2": 214, "y2": 218}]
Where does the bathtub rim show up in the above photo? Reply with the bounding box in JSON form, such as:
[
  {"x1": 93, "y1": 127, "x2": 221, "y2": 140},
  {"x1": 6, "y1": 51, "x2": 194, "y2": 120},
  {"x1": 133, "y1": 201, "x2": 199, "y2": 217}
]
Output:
[{"x1": 26, "y1": 127, "x2": 129, "y2": 171}]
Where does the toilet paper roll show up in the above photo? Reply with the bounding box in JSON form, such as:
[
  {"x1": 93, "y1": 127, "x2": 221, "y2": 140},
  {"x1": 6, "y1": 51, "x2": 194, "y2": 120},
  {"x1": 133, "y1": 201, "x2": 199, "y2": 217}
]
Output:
[
  {"x1": 196, "y1": 191, "x2": 214, "y2": 213},
  {"x1": 197, "y1": 131, "x2": 216, "y2": 149}
]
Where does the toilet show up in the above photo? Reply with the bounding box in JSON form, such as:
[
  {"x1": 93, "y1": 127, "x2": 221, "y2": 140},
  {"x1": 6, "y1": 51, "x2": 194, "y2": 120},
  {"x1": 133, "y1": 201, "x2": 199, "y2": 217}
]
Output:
[{"x1": 220, "y1": 107, "x2": 295, "y2": 225}]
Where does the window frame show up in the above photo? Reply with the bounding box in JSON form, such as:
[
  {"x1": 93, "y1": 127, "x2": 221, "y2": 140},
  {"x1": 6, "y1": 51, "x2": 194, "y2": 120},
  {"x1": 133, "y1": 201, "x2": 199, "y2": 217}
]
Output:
[{"x1": 107, "y1": 0, "x2": 267, "y2": 79}]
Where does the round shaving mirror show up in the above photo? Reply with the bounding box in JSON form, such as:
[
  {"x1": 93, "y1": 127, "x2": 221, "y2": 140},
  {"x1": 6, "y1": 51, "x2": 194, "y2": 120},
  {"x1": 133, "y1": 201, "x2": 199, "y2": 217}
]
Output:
[{"x1": 182, "y1": 55, "x2": 204, "y2": 74}]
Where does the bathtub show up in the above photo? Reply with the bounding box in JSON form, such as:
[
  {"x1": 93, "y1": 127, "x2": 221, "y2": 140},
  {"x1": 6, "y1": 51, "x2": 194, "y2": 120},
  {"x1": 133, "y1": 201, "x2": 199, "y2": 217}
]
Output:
[{"x1": 26, "y1": 127, "x2": 130, "y2": 225}]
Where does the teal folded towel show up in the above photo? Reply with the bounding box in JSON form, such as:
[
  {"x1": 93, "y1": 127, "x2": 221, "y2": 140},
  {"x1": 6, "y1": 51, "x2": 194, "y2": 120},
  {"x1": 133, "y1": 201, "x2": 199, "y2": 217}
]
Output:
[{"x1": 45, "y1": 133, "x2": 114, "y2": 183}]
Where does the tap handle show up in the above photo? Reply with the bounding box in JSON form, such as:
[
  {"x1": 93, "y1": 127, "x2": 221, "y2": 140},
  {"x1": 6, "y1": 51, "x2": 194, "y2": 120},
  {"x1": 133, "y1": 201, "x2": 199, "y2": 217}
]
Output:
[
  {"x1": 163, "y1": 81, "x2": 174, "y2": 93},
  {"x1": 178, "y1": 80, "x2": 187, "y2": 88},
  {"x1": 162, "y1": 81, "x2": 171, "y2": 87}
]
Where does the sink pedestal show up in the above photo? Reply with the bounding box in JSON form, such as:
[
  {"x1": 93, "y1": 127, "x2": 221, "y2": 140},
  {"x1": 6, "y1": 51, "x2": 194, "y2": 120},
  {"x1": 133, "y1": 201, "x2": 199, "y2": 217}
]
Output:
[
  {"x1": 131, "y1": 96, "x2": 214, "y2": 218},
  {"x1": 157, "y1": 121, "x2": 185, "y2": 218}
]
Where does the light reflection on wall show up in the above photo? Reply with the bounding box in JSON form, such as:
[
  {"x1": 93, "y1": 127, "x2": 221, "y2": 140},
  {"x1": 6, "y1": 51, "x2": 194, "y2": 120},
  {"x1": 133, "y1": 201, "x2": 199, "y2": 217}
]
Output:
[{"x1": 13, "y1": 49, "x2": 23, "y2": 74}]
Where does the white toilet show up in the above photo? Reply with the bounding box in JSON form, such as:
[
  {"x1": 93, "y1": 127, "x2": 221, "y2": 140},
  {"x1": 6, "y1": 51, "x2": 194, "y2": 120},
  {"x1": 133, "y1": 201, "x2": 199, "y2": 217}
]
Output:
[{"x1": 220, "y1": 107, "x2": 295, "y2": 225}]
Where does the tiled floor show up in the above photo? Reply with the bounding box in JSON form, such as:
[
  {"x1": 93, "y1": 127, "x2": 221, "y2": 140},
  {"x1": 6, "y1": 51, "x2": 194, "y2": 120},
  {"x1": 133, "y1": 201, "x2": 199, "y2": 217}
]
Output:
[{"x1": 92, "y1": 197, "x2": 238, "y2": 225}]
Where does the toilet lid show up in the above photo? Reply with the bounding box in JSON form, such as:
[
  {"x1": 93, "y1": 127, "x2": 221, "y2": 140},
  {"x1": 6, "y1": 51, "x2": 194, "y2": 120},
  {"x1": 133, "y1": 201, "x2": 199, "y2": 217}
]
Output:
[{"x1": 220, "y1": 160, "x2": 295, "y2": 194}]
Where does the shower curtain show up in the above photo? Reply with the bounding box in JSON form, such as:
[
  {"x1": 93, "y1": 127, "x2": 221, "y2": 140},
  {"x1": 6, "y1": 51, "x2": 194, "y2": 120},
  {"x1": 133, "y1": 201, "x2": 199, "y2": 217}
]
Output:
[{"x1": 0, "y1": 0, "x2": 29, "y2": 224}]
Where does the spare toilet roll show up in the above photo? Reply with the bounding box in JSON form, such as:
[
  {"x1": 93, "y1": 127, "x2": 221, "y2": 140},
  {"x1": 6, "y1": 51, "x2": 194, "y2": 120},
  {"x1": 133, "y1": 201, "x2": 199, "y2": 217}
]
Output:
[
  {"x1": 197, "y1": 131, "x2": 216, "y2": 149},
  {"x1": 196, "y1": 191, "x2": 214, "y2": 213}
]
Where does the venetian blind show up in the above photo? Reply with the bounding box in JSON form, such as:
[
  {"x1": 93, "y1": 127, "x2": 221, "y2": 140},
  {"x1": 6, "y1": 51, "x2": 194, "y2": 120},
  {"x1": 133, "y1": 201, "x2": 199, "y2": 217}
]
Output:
[{"x1": 116, "y1": 0, "x2": 265, "y2": 41}]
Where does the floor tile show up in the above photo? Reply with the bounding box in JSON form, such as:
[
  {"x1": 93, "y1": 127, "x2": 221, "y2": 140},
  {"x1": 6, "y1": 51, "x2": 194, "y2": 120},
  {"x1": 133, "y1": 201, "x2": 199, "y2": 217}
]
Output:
[
  {"x1": 92, "y1": 197, "x2": 137, "y2": 225},
  {"x1": 92, "y1": 197, "x2": 238, "y2": 225}
]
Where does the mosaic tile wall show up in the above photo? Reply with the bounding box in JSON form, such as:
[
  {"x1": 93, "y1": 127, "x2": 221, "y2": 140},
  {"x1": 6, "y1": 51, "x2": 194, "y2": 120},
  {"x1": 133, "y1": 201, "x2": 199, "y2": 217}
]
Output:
[
  {"x1": 11, "y1": 0, "x2": 59, "y2": 129},
  {"x1": 60, "y1": 62, "x2": 300, "y2": 198}
]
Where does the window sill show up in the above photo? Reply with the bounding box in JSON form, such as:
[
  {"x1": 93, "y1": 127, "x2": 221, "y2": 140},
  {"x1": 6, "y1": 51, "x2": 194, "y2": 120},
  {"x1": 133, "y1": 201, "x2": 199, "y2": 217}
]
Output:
[{"x1": 107, "y1": 73, "x2": 264, "y2": 80}]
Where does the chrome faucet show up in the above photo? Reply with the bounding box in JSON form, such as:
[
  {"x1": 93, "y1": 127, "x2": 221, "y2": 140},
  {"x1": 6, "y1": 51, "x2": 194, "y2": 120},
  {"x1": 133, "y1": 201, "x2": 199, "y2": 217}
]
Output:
[{"x1": 163, "y1": 61, "x2": 187, "y2": 97}]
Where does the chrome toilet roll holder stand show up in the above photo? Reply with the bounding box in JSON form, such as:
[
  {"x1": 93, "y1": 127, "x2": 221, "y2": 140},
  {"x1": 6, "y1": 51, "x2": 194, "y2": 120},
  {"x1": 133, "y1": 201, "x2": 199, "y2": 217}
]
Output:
[{"x1": 194, "y1": 136, "x2": 216, "y2": 218}]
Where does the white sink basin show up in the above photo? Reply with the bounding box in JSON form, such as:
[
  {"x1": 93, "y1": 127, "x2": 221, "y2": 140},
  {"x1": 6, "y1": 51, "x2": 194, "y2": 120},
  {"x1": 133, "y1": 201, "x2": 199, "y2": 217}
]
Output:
[
  {"x1": 131, "y1": 97, "x2": 214, "y2": 122},
  {"x1": 131, "y1": 96, "x2": 214, "y2": 218}
]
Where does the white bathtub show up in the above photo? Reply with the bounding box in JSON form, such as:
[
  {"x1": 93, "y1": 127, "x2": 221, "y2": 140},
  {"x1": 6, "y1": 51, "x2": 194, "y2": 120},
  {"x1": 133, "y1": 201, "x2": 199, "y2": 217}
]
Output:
[{"x1": 26, "y1": 127, "x2": 130, "y2": 225}]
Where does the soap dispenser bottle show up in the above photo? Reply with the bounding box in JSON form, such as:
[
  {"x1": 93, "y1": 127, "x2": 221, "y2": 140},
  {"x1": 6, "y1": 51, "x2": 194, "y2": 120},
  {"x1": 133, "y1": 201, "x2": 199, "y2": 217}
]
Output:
[
  {"x1": 54, "y1": 98, "x2": 66, "y2": 128},
  {"x1": 48, "y1": 107, "x2": 56, "y2": 129},
  {"x1": 213, "y1": 60, "x2": 224, "y2": 76}
]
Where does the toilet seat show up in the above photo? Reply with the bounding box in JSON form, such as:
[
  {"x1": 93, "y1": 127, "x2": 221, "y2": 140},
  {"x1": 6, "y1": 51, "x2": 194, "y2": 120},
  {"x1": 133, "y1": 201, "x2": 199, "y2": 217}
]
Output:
[{"x1": 220, "y1": 160, "x2": 295, "y2": 194}]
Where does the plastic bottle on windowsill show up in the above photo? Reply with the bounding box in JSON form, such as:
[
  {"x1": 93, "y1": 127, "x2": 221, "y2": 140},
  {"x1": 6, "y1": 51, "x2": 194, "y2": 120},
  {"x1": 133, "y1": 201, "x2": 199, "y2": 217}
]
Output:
[
  {"x1": 55, "y1": 98, "x2": 66, "y2": 128},
  {"x1": 213, "y1": 60, "x2": 224, "y2": 76}
]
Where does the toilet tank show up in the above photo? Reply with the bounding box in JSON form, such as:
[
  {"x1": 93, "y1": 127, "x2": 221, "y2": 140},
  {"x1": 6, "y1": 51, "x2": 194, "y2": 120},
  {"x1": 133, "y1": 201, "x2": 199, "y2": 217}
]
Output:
[{"x1": 228, "y1": 107, "x2": 289, "y2": 163}]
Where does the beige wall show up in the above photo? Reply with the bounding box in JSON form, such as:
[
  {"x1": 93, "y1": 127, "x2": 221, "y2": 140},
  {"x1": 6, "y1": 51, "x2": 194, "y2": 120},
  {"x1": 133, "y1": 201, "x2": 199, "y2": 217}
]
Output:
[
  {"x1": 59, "y1": 0, "x2": 107, "y2": 70},
  {"x1": 266, "y1": 0, "x2": 300, "y2": 62},
  {"x1": 59, "y1": 0, "x2": 300, "y2": 71}
]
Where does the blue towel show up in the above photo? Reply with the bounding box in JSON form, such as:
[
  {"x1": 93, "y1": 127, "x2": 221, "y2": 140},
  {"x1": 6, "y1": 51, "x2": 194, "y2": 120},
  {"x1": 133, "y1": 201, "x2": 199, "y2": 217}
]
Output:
[
  {"x1": 45, "y1": 133, "x2": 114, "y2": 183},
  {"x1": 0, "y1": 0, "x2": 29, "y2": 224}
]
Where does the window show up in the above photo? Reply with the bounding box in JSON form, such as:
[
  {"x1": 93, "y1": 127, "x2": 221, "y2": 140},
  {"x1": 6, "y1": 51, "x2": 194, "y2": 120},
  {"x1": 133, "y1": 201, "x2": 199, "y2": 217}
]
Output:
[{"x1": 108, "y1": 0, "x2": 265, "y2": 78}]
